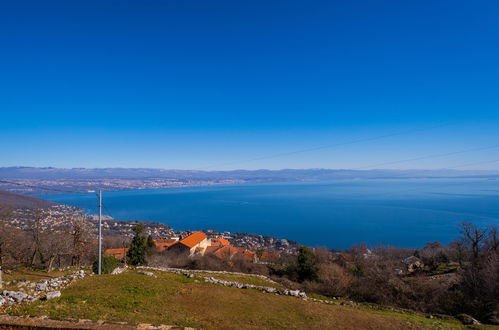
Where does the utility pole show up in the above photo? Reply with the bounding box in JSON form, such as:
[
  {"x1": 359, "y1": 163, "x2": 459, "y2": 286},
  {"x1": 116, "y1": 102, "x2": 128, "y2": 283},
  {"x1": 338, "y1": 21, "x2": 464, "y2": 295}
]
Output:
[{"x1": 98, "y1": 190, "x2": 102, "y2": 275}]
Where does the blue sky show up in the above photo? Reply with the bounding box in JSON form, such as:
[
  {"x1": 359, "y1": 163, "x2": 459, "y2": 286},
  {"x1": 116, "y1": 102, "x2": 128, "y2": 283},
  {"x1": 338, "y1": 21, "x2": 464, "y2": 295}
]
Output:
[{"x1": 1, "y1": 0, "x2": 498, "y2": 170}]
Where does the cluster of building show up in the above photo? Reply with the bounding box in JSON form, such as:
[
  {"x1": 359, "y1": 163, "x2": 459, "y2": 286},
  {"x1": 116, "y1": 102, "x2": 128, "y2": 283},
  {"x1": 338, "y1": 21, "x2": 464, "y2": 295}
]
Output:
[
  {"x1": 105, "y1": 231, "x2": 281, "y2": 264},
  {"x1": 1, "y1": 178, "x2": 246, "y2": 195},
  {"x1": 10, "y1": 205, "x2": 81, "y2": 232},
  {"x1": 179, "y1": 230, "x2": 299, "y2": 254}
]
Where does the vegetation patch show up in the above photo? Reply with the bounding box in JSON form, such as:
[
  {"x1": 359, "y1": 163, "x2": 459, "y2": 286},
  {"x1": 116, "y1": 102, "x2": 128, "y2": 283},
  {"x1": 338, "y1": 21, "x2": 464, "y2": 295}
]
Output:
[
  {"x1": 196, "y1": 272, "x2": 284, "y2": 289},
  {"x1": 10, "y1": 271, "x2": 465, "y2": 329},
  {"x1": 3, "y1": 268, "x2": 70, "y2": 282}
]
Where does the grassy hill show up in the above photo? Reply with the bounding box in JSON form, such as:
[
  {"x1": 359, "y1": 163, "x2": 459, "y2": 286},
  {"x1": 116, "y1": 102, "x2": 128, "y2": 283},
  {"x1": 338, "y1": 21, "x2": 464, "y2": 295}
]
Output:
[
  {"x1": 0, "y1": 189, "x2": 55, "y2": 209},
  {"x1": 10, "y1": 269, "x2": 468, "y2": 330}
]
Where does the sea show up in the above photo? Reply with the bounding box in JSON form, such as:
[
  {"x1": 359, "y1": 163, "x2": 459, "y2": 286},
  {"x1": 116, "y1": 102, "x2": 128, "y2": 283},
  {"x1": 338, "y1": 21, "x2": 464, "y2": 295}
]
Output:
[{"x1": 41, "y1": 179, "x2": 499, "y2": 249}]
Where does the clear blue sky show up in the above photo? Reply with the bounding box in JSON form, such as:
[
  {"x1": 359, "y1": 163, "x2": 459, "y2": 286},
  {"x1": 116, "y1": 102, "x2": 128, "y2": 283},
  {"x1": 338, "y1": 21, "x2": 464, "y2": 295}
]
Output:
[{"x1": 1, "y1": 0, "x2": 498, "y2": 170}]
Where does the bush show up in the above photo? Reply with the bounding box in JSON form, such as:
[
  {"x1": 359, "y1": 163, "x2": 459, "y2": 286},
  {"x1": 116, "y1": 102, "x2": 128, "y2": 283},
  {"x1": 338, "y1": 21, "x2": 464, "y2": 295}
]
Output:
[{"x1": 92, "y1": 255, "x2": 119, "y2": 274}]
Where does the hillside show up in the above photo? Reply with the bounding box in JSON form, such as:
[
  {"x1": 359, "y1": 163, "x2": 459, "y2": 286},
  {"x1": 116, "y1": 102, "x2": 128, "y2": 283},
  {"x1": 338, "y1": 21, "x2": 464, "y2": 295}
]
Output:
[
  {"x1": 0, "y1": 190, "x2": 55, "y2": 209},
  {"x1": 9, "y1": 269, "x2": 466, "y2": 330}
]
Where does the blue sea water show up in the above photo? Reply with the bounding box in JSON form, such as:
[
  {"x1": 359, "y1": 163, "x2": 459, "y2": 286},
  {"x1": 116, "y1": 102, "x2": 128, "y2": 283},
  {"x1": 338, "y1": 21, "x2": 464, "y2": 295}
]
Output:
[{"x1": 41, "y1": 179, "x2": 499, "y2": 249}]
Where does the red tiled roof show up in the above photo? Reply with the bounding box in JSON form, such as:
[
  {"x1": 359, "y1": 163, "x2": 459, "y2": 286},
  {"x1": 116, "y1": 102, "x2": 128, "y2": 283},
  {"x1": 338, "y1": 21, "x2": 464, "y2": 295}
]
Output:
[
  {"x1": 259, "y1": 251, "x2": 280, "y2": 262},
  {"x1": 205, "y1": 245, "x2": 256, "y2": 262},
  {"x1": 104, "y1": 248, "x2": 128, "y2": 255},
  {"x1": 178, "y1": 231, "x2": 207, "y2": 248},
  {"x1": 211, "y1": 238, "x2": 231, "y2": 247},
  {"x1": 155, "y1": 239, "x2": 178, "y2": 251},
  {"x1": 205, "y1": 246, "x2": 221, "y2": 254}
]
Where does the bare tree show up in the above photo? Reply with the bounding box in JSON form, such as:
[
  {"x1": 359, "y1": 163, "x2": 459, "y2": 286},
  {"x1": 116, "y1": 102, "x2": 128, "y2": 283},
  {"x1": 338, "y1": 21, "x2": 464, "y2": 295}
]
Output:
[
  {"x1": 486, "y1": 226, "x2": 498, "y2": 253},
  {"x1": 449, "y1": 239, "x2": 467, "y2": 267},
  {"x1": 0, "y1": 204, "x2": 13, "y2": 267},
  {"x1": 460, "y1": 222, "x2": 486, "y2": 263},
  {"x1": 29, "y1": 209, "x2": 47, "y2": 267},
  {"x1": 69, "y1": 214, "x2": 92, "y2": 267}
]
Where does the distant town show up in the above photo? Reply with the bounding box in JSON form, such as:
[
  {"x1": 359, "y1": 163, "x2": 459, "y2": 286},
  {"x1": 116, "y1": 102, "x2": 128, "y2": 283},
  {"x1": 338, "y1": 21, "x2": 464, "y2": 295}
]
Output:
[
  {"x1": 8, "y1": 203, "x2": 299, "y2": 255},
  {"x1": 1, "y1": 178, "x2": 247, "y2": 195}
]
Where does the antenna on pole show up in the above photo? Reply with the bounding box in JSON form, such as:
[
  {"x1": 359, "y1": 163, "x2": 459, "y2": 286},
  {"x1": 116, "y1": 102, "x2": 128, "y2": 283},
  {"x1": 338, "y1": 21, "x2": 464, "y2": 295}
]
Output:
[{"x1": 98, "y1": 190, "x2": 102, "y2": 275}]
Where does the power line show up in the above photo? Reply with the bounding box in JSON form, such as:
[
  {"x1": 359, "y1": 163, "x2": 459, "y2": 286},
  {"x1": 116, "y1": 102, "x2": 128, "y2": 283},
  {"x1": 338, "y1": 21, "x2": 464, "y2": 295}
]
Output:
[
  {"x1": 352, "y1": 144, "x2": 499, "y2": 170},
  {"x1": 102, "y1": 202, "x2": 116, "y2": 220},
  {"x1": 440, "y1": 158, "x2": 499, "y2": 170},
  {"x1": 193, "y1": 122, "x2": 450, "y2": 170}
]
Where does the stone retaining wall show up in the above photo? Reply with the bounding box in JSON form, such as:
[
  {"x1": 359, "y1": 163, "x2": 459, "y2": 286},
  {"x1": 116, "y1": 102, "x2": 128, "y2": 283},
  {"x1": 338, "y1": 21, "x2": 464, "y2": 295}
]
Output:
[{"x1": 0, "y1": 270, "x2": 86, "y2": 308}]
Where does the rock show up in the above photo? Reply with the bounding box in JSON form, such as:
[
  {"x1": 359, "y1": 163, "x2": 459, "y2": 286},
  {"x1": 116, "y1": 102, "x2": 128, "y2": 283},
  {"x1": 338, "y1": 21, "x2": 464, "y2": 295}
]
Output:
[
  {"x1": 287, "y1": 290, "x2": 301, "y2": 297},
  {"x1": 137, "y1": 271, "x2": 154, "y2": 277},
  {"x1": 78, "y1": 319, "x2": 92, "y2": 324},
  {"x1": 46, "y1": 291, "x2": 61, "y2": 300},
  {"x1": 456, "y1": 314, "x2": 480, "y2": 325},
  {"x1": 2, "y1": 290, "x2": 29, "y2": 303},
  {"x1": 111, "y1": 267, "x2": 126, "y2": 275},
  {"x1": 35, "y1": 282, "x2": 48, "y2": 291}
]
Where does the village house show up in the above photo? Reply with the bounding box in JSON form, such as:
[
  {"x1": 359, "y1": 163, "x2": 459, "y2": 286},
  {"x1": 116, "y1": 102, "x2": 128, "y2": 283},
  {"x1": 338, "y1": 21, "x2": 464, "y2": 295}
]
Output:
[
  {"x1": 210, "y1": 237, "x2": 231, "y2": 247},
  {"x1": 104, "y1": 232, "x2": 281, "y2": 264},
  {"x1": 104, "y1": 248, "x2": 128, "y2": 261},
  {"x1": 154, "y1": 238, "x2": 179, "y2": 252},
  {"x1": 204, "y1": 245, "x2": 257, "y2": 262},
  {"x1": 168, "y1": 231, "x2": 211, "y2": 255}
]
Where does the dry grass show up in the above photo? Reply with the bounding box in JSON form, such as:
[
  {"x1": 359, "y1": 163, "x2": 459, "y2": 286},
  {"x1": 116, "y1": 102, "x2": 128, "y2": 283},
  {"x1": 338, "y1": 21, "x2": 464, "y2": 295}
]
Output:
[
  {"x1": 3, "y1": 268, "x2": 70, "y2": 282},
  {"x1": 196, "y1": 272, "x2": 284, "y2": 289},
  {"x1": 11, "y1": 270, "x2": 464, "y2": 329}
]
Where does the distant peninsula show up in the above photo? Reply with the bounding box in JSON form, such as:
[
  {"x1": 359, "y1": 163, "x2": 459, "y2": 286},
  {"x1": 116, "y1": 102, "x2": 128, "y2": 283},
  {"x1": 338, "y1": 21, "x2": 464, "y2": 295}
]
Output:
[{"x1": 1, "y1": 166, "x2": 499, "y2": 195}]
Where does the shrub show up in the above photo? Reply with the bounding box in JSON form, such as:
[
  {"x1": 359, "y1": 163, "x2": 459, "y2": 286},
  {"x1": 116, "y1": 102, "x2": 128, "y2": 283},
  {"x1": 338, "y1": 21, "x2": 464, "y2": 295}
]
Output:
[{"x1": 92, "y1": 255, "x2": 119, "y2": 274}]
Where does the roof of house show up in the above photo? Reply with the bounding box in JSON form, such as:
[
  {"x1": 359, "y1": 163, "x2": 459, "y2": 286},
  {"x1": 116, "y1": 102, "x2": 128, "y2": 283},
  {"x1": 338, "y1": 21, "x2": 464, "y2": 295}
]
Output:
[
  {"x1": 211, "y1": 238, "x2": 231, "y2": 247},
  {"x1": 178, "y1": 231, "x2": 208, "y2": 248},
  {"x1": 259, "y1": 251, "x2": 280, "y2": 262},
  {"x1": 205, "y1": 246, "x2": 221, "y2": 255},
  {"x1": 155, "y1": 238, "x2": 178, "y2": 251},
  {"x1": 104, "y1": 248, "x2": 128, "y2": 255},
  {"x1": 205, "y1": 245, "x2": 256, "y2": 262}
]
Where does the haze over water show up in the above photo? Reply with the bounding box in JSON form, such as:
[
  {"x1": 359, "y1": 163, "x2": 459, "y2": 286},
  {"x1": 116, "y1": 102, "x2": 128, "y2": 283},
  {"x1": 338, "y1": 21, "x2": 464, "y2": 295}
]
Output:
[{"x1": 43, "y1": 179, "x2": 499, "y2": 249}]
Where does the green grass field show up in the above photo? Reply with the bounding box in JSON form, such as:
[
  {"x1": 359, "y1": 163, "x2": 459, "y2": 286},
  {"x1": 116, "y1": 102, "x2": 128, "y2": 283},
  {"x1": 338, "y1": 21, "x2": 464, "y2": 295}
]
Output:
[
  {"x1": 196, "y1": 272, "x2": 284, "y2": 289},
  {"x1": 10, "y1": 270, "x2": 467, "y2": 329}
]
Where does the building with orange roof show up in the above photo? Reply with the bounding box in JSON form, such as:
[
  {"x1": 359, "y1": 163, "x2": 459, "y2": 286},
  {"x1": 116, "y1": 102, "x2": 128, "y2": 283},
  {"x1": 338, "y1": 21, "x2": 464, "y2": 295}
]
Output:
[
  {"x1": 210, "y1": 238, "x2": 231, "y2": 247},
  {"x1": 258, "y1": 251, "x2": 281, "y2": 264},
  {"x1": 206, "y1": 245, "x2": 257, "y2": 262},
  {"x1": 104, "y1": 248, "x2": 129, "y2": 261},
  {"x1": 168, "y1": 231, "x2": 210, "y2": 255},
  {"x1": 154, "y1": 238, "x2": 179, "y2": 252}
]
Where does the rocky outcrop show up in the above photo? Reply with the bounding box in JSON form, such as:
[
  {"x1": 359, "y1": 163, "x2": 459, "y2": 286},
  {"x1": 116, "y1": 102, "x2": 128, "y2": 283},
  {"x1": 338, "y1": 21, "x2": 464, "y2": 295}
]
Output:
[{"x1": 0, "y1": 269, "x2": 86, "y2": 308}]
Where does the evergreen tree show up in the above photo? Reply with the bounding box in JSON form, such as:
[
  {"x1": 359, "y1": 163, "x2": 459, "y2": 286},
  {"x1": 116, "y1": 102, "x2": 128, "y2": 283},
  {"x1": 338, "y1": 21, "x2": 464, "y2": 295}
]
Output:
[
  {"x1": 297, "y1": 246, "x2": 319, "y2": 282},
  {"x1": 146, "y1": 235, "x2": 155, "y2": 248},
  {"x1": 127, "y1": 224, "x2": 147, "y2": 266}
]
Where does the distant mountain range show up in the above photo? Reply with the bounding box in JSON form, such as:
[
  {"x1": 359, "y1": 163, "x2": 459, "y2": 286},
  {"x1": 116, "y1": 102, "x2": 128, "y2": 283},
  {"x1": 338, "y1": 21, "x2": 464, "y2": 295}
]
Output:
[{"x1": 1, "y1": 166, "x2": 499, "y2": 180}]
